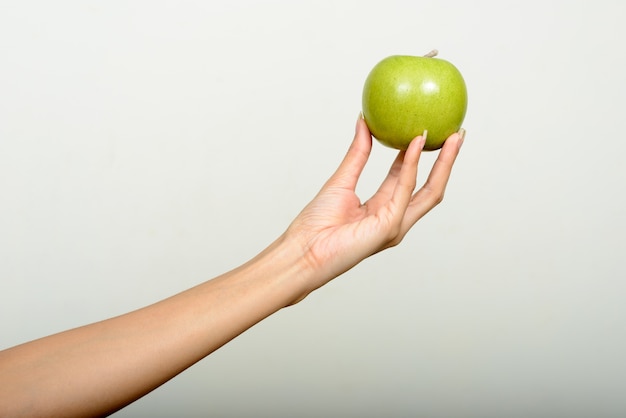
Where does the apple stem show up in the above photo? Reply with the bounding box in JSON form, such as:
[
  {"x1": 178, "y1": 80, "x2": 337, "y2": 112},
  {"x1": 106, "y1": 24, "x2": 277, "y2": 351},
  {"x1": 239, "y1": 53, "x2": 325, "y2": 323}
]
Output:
[{"x1": 423, "y1": 49, "x2": 438, "y2": 58}]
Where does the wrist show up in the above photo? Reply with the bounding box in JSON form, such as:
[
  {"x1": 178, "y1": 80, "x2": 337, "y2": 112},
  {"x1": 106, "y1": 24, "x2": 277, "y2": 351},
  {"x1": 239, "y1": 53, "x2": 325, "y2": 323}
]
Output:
[{"x1": 243, "y1": 232, "x2": 318, "y2": 307}]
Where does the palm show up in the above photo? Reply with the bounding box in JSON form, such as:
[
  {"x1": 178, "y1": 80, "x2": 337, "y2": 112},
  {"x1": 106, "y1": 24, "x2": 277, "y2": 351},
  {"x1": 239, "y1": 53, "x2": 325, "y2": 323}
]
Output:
[
  {"x1": 291, "y1": 171, "x2": 401, "y2": 283},
  {"x1": 286, "y1": 117, "x2": 462, "y2": 291}
]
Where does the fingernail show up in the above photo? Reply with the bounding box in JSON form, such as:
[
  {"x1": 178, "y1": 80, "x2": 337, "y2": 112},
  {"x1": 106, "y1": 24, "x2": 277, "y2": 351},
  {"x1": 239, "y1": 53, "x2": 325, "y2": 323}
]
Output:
[
  {"x1": 422, "y1": 129, "x2": 428, "y2": 142},
  {"x1": 414, "y1": 135, "x2": 426, "y2": 150},
  {"x1": 356, "y1": 111, "x2": 364, "y2": 132},
  {"x1": 457, "y1": 128, "x2": 466, "y2": 149}
]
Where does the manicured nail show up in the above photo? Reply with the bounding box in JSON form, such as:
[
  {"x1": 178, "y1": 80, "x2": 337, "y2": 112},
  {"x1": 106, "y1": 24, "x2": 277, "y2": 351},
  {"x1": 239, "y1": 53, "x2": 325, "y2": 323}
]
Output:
[
  {"x1": 457, "y1": 128, "x2": 466, "y2": 149},
  {"x1": 414, "y1": 135, "x2": 425, "y2": 150},
  {"x1": 422, "y1": 129, "x2": 428, "y2": 142},
  {"x1": 356, "y1": 112, "x2": 363, "y2": 132}
]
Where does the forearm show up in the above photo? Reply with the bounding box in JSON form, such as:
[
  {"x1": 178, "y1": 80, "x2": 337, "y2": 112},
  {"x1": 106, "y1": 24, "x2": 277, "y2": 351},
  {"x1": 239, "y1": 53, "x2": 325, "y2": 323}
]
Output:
[{"x1": 0, "y1": 234, "x2": 312, "y2": 418}]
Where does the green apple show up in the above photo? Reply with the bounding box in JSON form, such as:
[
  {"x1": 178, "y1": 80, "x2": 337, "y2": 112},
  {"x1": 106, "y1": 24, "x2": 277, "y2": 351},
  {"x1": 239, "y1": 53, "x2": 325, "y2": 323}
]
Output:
[{"x1": 362, "y1": 51, "x2": 467, "y2": 150}]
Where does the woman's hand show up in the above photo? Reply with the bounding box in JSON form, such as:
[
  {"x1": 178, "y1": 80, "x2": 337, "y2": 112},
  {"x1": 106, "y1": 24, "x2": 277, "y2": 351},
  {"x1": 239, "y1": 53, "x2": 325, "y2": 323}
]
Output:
[{"x1": 286, "y1": 115, "x2": 464, "y2": 297}]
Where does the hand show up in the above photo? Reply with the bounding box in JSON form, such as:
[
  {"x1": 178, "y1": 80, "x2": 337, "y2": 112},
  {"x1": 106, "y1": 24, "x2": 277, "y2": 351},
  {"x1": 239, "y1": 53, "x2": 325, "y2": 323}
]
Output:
[{"x1": 286, "y1": 115, "x2": 464, "y2": 296}]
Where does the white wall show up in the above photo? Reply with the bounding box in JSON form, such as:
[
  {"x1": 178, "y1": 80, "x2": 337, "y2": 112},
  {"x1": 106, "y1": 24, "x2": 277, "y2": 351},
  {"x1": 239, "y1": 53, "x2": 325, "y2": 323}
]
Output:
[{"x1": 1, "y1": 1, "x2": 625, "y2": 417}]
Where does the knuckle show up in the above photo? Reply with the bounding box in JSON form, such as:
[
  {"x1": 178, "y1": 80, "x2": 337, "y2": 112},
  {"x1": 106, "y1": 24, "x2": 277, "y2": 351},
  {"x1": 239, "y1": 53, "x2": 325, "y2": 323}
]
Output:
[
  {"x1": 380, "y1": 219, "x2": 401, "y2": 245},
  {"x1": 424, "y1": 186, "x2": 445, "y2": 206},
  {"x1": 385, "y1": 221, "x2": 405, "y2": 247},
  {"x1": 386, "y1": 224, "x2": 401, "y2": 242},
  {"x1": 388, "y1": 236, "x2": 403, "y2": 248},
  {"x1": 432, "y1": 191, "x2": 445, "y2": 206}
]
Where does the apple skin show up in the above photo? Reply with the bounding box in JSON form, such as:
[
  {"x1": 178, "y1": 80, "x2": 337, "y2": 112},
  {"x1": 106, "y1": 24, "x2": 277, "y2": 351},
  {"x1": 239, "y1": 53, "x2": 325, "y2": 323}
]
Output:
[{"x1": 362, "y1": 55, "x2": 467, "y2": 151}]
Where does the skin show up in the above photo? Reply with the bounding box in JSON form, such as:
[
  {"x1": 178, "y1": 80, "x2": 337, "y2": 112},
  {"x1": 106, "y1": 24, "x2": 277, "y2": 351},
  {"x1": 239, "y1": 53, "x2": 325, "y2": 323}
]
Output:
[{"x1": 0, "y1": 116, "x2": 464, "y2": 417}]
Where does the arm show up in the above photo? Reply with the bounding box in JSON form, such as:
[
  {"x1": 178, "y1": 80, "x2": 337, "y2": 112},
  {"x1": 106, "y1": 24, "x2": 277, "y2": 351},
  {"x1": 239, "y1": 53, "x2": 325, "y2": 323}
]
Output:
[{"x1": 0, "y1": 116, "x2": 464, "y2": 417}]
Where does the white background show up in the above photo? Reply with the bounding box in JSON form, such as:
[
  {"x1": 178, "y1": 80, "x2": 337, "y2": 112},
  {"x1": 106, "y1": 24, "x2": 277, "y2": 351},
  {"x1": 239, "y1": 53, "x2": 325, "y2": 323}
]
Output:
[{"x1": 1, "y1": 1, "x2": 625, "y2": 417}]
